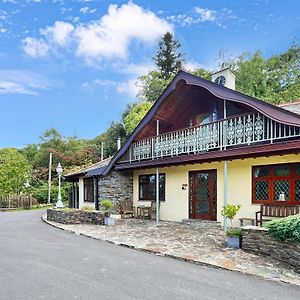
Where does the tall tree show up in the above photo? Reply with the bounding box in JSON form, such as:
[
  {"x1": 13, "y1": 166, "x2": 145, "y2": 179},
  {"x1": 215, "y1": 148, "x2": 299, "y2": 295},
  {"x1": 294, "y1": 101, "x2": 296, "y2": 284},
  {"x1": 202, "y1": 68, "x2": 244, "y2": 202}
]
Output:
[
  {"x1": 0, "y1": 148, "x2": 31, "y2": 195},
  {"x1": 155, "y1": 32, "x2": 183, "y2": 80}
]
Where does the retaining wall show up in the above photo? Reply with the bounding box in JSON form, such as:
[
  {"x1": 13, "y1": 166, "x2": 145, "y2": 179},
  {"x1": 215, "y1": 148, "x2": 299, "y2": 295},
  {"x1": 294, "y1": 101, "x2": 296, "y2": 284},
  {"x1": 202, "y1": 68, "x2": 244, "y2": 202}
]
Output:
[
  {"x1": 47, "y1": 208, "x2": 104, "y2": 225},
  {"x1": 241, "y1": 226, "x2": 300, "y2": 273}
]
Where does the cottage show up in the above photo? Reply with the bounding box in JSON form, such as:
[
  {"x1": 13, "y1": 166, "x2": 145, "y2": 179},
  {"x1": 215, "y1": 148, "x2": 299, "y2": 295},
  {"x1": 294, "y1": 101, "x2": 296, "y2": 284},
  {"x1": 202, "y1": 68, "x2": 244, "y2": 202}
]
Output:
[{"x1": 66, "y1": 69, "x2": 300, "y2": 227}]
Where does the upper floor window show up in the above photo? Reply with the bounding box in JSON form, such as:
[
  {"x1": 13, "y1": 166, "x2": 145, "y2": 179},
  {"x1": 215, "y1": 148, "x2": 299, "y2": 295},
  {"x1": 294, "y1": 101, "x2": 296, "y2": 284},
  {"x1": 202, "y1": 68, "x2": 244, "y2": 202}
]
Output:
[
  {"x1": 191, "y1": 107, "x2": 217, "y2": 127},
  {"x1": 252, "y1": 163, "x2": 300, "y2": 205},
  {"x1": 139, "y1": 174, "x2": 165, "y2": 201},
  {"x1": 84, "y1": 178, "x2": 94, "y2": 202}
]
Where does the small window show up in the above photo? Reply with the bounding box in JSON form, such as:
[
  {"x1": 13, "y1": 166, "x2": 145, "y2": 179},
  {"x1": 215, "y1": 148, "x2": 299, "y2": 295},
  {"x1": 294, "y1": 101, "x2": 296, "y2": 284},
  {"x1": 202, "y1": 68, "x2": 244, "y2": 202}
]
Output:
[
  {"x1": 84, "y1": 178, "x2": 94, "y2": 202},
  {"x1": 139, "y1": 174, "x2": 165, "y2": 201}
]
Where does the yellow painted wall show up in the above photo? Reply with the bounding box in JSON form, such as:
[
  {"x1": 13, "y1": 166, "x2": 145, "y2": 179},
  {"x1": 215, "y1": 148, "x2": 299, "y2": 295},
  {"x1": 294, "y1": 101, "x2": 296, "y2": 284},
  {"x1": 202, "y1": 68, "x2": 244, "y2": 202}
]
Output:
[{"x1": 133, "y1": 154, "x2": 300, "y2": 226}]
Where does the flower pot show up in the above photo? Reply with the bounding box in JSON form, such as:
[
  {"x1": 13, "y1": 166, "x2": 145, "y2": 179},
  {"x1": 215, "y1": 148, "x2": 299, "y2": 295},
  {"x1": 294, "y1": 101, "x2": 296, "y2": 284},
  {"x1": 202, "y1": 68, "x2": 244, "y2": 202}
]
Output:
[
  {"x1": 227, "y1": 236, "x2": 240, "y2": 249},
  {"x1": 104, "y1": 216, "x2": 115, "y2": 226}
]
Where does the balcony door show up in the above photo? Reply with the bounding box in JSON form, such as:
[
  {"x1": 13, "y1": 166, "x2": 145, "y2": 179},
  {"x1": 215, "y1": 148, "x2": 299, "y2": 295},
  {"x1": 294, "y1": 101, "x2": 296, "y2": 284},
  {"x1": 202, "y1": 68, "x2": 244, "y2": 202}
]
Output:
[{"x1": 189, "y1": 170, "x2": 217, "y2": 220}]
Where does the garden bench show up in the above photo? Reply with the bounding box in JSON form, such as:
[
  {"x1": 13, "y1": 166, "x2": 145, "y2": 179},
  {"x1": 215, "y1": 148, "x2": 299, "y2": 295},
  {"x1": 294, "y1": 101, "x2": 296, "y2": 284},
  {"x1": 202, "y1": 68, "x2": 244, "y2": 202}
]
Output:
[{"x1": 255, "y1": 204, "x2": 299, "y2": 226}]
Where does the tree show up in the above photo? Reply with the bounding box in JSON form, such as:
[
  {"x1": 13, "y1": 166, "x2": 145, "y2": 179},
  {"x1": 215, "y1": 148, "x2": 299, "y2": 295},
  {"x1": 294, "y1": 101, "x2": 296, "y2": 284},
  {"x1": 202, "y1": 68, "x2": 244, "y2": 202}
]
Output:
[
  {"x1": 155, "y1": 32, "x2": 183, "y2": 80},
  {"x1": 191, "y1": 68, "x2": 212, "y2": 81},
  {"x1": 0, "y1": 148, "x2": 31, "y2": 195},
  {"x1": 137, "y1": 70, "x2": 172, "y2": 103},
  {"x1": 93, "y1": 122, "x2": 126, "y2": 158},
  {"x1": 124, "y1": 102, "x2": 153, "y2": 135}
]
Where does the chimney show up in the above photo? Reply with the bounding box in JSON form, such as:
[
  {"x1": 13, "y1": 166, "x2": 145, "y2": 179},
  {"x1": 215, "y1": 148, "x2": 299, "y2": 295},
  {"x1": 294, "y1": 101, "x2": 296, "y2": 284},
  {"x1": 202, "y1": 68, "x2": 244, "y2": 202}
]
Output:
[
  {"x1": 117, "y1": 137, "x2": 121, "y2": 150},
  {"x1": 211, "y1": 67, "x2": 236, "y2": 90}
]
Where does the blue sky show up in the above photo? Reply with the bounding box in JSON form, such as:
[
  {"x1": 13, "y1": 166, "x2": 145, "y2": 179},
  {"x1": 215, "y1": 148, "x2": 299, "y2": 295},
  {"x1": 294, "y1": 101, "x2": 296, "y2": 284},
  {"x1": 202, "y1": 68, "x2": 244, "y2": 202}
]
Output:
[{"x1": 0, "y1": 0, "x2": 299, "y2": 148}]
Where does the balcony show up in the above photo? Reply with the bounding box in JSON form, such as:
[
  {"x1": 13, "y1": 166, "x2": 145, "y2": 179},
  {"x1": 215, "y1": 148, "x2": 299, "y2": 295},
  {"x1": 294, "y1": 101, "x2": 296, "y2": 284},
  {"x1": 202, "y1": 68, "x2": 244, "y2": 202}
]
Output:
[{"x1": 119, "y1": 112, "x2": 300, "y2": 163}]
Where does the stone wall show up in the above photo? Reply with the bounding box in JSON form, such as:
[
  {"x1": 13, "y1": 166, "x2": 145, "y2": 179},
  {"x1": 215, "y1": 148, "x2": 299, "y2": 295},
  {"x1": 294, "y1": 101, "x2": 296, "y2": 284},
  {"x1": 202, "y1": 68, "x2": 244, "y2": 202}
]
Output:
[
  {"x1": 98, "y1": 170, "x2": 133, "y2": 205},
  {"x1": 241, "y1": 226, "x2": 300, "y2": 273},
  {"x1": 47, "y1": 208, "x2": 104, "y2": 225}
]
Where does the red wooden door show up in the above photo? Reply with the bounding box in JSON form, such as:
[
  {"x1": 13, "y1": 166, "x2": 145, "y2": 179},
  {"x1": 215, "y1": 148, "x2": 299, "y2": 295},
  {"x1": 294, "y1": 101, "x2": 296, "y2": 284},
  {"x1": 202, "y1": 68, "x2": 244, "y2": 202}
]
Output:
[{"x1": 189, "y1": 170, "x2": 217, "y2": 221}]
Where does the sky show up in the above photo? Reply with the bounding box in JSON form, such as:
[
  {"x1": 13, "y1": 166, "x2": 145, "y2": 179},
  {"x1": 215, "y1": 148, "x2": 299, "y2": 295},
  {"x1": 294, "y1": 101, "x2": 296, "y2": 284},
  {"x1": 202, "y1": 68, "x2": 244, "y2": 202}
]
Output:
[{"x1": 0, "y1": 0, "x2": 299, "y2": 148}]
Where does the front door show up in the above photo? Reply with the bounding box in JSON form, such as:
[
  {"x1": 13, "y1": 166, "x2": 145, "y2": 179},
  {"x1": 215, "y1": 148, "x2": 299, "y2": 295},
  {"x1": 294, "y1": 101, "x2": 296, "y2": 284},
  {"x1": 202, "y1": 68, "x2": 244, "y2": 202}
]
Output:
[{"x1": 189, "y1": 170, "x2": 217, "y2": 220}]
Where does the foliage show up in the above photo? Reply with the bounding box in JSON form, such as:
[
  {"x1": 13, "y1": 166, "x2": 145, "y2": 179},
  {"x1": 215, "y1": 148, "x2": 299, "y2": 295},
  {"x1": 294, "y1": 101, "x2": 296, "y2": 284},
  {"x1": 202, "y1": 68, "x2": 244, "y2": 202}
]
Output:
[
  {"x1": 155, "y1": 32, "x2": 183, "y2": 80},
  {"x1": 265, "y1": 214, "x2": 300, "y2": 242},
  {"x1": 0, "y1": 148, "x2": 31, "y2": 195},
  {"x1": 123, "y1": 102, "x2": 153, "y2": 135},
  {"x1": 137, "y1": 70, "x2": 172, "y2": 103},
  {"x1": 190, "y1": 68, "x2": 212, "y2": 81},
  {"x1": 226, "y1": 228, "x2": 241, "y2": 238},
  {"x1": 221, "y1": 204, "x2": 241, "y2": 229},
  {"x1": 101, "y1": 199, "x2": 113, "y2": 216},
  {"x1": 224, "y1": 43, "x2": 300, "y2": 104},
  {"x1": 93, "y1": 121, "x2": 127, "y2": 157},
  {"x1": 81, "y1": 206, "x2": 94, "y2": 212},
  {"x1": 28, "y1": 181, "x2": 70, "y2": 204}
]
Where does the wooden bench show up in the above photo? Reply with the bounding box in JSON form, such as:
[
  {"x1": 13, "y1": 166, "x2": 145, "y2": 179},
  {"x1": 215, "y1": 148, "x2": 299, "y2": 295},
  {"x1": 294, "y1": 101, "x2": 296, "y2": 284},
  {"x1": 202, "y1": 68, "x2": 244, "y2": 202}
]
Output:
[{"x1": 255, "y1": 205, "x2": 299, "y2": 226}]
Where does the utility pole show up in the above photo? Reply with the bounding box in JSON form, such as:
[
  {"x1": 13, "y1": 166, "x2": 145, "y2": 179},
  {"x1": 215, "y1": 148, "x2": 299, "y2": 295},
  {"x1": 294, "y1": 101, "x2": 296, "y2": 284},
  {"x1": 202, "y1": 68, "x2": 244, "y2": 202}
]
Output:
[{"x1": 48, "y1": 152, "x2": 52, "y2": 205}]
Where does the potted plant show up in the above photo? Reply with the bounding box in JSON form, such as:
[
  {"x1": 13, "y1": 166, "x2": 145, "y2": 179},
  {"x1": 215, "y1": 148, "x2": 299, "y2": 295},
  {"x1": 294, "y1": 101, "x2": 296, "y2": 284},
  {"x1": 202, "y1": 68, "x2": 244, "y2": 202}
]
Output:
[
  {"x1": 221, "y1": 204, "x2": 241, "y2": 249},
  {"x1": 101, "y1": 199, "x2": 115, "y2": 226}
]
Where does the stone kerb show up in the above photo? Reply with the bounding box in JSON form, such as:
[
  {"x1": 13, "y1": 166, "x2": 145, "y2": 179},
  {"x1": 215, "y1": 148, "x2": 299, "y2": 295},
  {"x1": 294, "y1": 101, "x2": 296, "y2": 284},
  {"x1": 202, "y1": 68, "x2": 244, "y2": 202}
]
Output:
[
  {"x1": 47, "y1": 208, "x2": 104, "y2": 225},
  {"x1": 241, "y1": 226, "x2": 300, "y2": 273}
]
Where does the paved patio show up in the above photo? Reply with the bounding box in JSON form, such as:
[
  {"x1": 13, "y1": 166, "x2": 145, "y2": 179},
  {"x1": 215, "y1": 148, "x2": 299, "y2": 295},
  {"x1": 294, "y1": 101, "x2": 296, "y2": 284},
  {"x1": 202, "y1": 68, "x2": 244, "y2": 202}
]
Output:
[{"x1": 42, "y1": 216, "x2": 300, "y2": 286}]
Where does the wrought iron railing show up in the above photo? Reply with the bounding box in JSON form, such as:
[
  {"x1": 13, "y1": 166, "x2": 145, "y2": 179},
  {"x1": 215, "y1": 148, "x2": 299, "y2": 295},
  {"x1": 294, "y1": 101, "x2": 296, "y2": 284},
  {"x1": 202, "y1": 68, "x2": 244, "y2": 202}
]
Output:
[{"x1": 119, "y1": 112, "x2": 300, "y2": 163}]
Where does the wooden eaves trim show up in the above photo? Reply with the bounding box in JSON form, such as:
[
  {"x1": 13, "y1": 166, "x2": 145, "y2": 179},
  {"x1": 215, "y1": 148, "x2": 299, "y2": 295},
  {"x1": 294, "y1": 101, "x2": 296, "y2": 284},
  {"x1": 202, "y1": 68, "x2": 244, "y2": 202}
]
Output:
[{"x1": 114, "y1": 139, "x2": 300, "y2": 171}]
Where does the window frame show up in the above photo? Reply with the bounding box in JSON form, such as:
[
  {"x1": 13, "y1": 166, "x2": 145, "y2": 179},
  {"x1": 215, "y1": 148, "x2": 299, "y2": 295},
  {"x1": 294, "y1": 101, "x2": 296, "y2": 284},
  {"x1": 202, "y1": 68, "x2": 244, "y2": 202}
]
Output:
[
  {"x1": 138, "y1": 173, "x2": 165, "y2": 201},
  {"x1": 84, "y1": 177, "x2": 94, "y2": 202},
  {"x1": 252, "y1": 163, "x2": 300, "y2": 205}
]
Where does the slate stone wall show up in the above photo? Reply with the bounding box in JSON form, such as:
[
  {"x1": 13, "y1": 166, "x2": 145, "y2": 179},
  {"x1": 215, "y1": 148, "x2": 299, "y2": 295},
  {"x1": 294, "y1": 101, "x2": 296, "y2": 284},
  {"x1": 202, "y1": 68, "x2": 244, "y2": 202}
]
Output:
[
  {"x1": 241, "y1": 226, "x2": 300, "y2": 273},
  {"x1": 98, "y1": 170, "x2": 133, "y2": 205},
  {"x1": 47, "y1": 208, "x2": 104, "y2": 225}
]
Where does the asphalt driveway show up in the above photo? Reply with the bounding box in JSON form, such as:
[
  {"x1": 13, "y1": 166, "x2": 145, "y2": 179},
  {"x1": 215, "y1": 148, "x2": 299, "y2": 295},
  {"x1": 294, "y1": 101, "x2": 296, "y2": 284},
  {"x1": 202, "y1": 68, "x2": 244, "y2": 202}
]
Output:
[{"x1": 0, "y1": 210, "x2": 299, "y2": 300}]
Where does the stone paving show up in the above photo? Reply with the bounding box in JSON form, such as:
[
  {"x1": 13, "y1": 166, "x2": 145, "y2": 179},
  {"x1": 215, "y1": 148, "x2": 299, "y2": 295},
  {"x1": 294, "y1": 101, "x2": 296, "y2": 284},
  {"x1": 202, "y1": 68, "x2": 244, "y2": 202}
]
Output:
[{"x1": 42, "y1": 216, "x2": 300, "y2": 286}]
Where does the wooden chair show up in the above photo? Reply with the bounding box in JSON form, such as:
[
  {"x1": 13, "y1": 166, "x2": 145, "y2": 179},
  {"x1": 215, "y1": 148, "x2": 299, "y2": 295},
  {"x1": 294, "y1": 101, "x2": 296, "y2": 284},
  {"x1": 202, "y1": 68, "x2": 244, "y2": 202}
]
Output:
[{"x1": 118, "y1": 200, "x2": 134, "y2": 219}]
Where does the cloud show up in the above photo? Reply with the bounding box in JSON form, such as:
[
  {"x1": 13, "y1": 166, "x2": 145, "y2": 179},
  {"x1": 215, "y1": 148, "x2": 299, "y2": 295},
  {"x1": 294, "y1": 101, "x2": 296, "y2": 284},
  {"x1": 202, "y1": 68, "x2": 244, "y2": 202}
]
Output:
[
  {"x1": 22, "y1": 2, "x2": 172, "y2": 64},
  {"x1": 82, "y1": 77, "x2": 138, "y2": 99},
  {"x1": 22, "y1": 37, "x2": 48, "y2": 57},
  {"x1": 0, "y1": 70, "x2": 50, "y2": 95},
  {"x1": 40, "y1": 21, "x2": 74, "y2": 46},
  {"x1": 167, "y1": 5, "x2": 234, "y2": 27},
  {"x1": 194, "y1": 6, "x2": 216, "y2": 22}
]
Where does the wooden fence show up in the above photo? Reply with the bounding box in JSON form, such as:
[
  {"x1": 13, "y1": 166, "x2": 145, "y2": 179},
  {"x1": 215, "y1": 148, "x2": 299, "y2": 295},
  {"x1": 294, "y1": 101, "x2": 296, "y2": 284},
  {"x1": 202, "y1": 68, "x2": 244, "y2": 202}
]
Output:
[{"x1": 0, "y1": 195, "x2": 39, "y2": 209}]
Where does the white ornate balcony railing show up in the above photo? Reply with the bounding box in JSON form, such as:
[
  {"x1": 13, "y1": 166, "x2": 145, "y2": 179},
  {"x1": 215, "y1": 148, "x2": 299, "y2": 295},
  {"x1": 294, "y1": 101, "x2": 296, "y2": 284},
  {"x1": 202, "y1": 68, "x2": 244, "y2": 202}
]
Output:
[{"x1": 119, "y1": 112, "x2": 300, "y2": 163}]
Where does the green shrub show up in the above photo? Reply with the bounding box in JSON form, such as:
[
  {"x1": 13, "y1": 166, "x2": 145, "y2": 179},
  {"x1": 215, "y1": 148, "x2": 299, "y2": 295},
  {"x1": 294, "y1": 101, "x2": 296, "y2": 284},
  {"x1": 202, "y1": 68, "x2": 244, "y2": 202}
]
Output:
[
  {"x1": 226, "y1": 228, "x2": 241, "y2": 237},
  {"x1": 101, "y1": 199, "x2": 113, "y2": 211},
  {"x1": 265, "y1": 214, "x2": 300, "y2": 242}
]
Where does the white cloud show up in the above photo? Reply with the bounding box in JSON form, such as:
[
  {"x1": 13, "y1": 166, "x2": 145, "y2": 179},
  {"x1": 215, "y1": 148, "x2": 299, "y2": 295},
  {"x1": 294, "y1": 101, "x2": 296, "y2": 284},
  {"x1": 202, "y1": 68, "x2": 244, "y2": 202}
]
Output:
[
  {"x1": 22, "y1": 2, "x2": 172, "y2": 63},
  {"x1": 82, "y1": 77, "x2": 138, "y2": 98},
  {"x1": 40, "y1": 21, "x2": 74, "y2": 46},
  {"x1": 22, "y1": 37, "x2": 48, "y2": 57},
  {"x1": 168, "y1": 5, "x2": 234, "y2": 27},
  {"x1": 194, "y1": 6, "x2": 216, "y2": 22},
  {"x1": 80, "y1": 6, "x2": 89, "y2": 14},
  {"x1": 0, "y1": 70, "x2": 51, "y2": 95}
]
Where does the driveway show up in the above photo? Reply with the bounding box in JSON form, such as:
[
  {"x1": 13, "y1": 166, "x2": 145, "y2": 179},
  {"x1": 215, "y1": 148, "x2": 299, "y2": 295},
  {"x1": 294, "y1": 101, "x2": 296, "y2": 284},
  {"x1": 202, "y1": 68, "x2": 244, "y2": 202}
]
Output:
[{"x1": 0, "y1": 210, "x2": 299, "y2": 300}]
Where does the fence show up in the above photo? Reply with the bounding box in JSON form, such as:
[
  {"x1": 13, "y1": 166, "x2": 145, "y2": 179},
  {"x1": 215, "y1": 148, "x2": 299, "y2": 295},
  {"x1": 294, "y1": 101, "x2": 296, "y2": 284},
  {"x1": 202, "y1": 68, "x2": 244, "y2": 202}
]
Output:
[{"x1": 0, "y1": 195, "x2": 39, "y2": 209}]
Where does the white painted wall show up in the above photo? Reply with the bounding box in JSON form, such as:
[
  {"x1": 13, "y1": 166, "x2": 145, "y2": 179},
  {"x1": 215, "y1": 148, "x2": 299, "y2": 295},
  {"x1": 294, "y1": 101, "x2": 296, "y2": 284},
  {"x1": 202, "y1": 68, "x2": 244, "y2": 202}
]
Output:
[{"x1": 78, "y1": 177, "x2": 95, "y2": 209}]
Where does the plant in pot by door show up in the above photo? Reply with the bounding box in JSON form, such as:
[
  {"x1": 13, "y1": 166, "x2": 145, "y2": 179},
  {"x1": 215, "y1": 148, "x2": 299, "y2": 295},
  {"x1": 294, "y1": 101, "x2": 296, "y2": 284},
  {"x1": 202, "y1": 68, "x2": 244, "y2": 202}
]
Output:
[
  {"x1": 221, "y1": 204, "x2": 241, "y2": 249},
  {"x1": 101, "y1": 200, "x2": 115, "y2": 226}
]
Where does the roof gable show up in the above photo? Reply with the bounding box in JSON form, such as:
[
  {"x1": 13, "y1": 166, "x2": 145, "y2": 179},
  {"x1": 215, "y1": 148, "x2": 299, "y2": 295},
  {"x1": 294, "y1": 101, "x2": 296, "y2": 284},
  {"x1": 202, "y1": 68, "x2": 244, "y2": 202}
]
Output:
[{"x1": 98, "y1": 70, "x2": 300, "y2": 176}]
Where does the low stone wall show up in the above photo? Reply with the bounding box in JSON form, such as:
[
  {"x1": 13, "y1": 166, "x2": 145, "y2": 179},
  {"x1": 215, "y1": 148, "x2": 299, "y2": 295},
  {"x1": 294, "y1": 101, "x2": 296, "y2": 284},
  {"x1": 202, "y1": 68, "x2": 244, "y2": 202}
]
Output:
[
  {"x1": 241, "y1": 226, "x2": 300, "y2": 273},
  {"x1": 47, "y1": 208, "x2": 104, "y2": 225}
]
